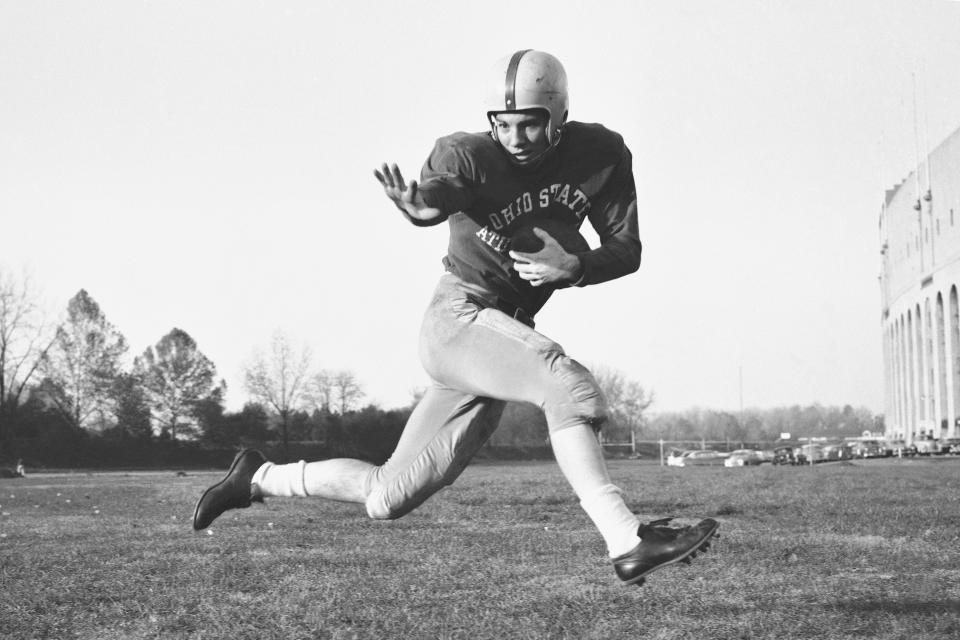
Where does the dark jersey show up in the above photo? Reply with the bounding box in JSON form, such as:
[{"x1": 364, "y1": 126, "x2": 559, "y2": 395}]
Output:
[{"x1": 415, "y1": 121, "x2": 641, "y2": 316}]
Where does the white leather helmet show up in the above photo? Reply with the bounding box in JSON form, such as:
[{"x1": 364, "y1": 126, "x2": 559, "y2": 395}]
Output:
[{"x1": 484, "y1": 50, "x2": 569, "y2": 146}]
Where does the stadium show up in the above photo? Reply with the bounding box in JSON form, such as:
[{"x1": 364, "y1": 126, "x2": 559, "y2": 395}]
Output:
[{"x1": 880, "y1": 124, "x2": 960, "y2": 443}]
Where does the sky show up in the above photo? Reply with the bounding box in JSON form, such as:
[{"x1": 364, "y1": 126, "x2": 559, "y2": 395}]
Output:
[{"x1": 3, "y1": 0, "x2": 960, "y2": 416}]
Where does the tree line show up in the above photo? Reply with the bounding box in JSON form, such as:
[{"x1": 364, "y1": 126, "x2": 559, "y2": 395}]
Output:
[
  {"x1": 1, "y1": 267, "x2": 880, "y2": 468},
  {"x1": 0, "y1": 270, "x2": 389, "y2": 464},
  {"x1": 646, "y1": 404, "x2": 883, "y2": 446}
]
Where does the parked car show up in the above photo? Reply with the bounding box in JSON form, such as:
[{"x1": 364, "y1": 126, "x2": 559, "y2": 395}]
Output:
[
  {"x1": 676, "y1": 450, "x2": 728, "y2": 467},
  {"x1": 850, "y1": 440, "x2": 885, "y2": 458},
  {"x1": 666, "y1": 449, "x2": 695, "y2": 467},
  {"x1": 822, "y1": 443, "x2": 854, "y2": 461},
  {"x1": 724, "y1": 449, "x2": 765, "y2": 467},
  {"x1": 797, "y1": 443, "x2": 825, "y2": 463},
  {"x1": 913, "y1": 435, "x2": 940, "y2": 456},
  {"x1": 939, "y1": 437, "x2": 960, "y2": 454},
  {"x1": 772, "y1": 445, "x2": 804, "y2": 465},
  {"x1": 886, "y1": 440, "x2": 917, "y2": 456}
]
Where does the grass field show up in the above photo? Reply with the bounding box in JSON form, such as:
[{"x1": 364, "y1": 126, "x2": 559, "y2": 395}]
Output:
[{"x1": 2, "y1": 457, "x2": 959, "y2": 640}]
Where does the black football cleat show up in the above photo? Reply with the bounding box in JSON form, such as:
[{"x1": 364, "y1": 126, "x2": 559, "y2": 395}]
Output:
[
  {"x1": 193, "y1": 449, "x2": 267, "y2": 530},
  {"x1": 612, "y1": 517, "x2": 720, "y2": 586}
]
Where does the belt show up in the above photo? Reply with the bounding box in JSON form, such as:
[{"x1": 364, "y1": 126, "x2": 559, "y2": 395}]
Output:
[
  {"x1": 465, "y1": 294, "x2": 535, "y2": 328},
  {"x1": 497, "y1": 299, "x2": 535, "y2": 328}
]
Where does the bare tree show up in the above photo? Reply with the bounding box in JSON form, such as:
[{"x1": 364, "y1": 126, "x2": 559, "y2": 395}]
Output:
[
  {"x1": 333, "y1": 370, "x2": 365, "y2": 414},
  {"x1": 0, "y1": 268, "x2": 54, "y2": 439},
  {"x1": 593, "y1": 365, "x2": 654, "y2": 443},
  {"x1": 134, "y1": 328, "x2": 221, "y2": 441},
  {"x1": 306, "y1": 368, "x2": 365, "y2": 415},
  {"x1": 408, "y1": 385, "x2": 427, "y2": 407},
  {"x1": 307, "y1": 369, "x2": 335, "y2": 414},
  {"x1": 40, "y1": 290, "x2": 127, "y2": 430},
  {"x1": 244, "y1": 330, "x2": 312, "y2": 459}
]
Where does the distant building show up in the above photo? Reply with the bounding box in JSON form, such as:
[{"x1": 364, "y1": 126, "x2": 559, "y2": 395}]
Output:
[{"x1": 879, "y1": 125, "x2": 960, "y2": 442}]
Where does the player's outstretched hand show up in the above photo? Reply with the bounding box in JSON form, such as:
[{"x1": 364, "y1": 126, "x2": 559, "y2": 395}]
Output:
[
  {"x1": 509, "y1": 228, "x2": 583, "y2": 287},
  {"x1": 374, "y1": 163, "x2": 442, "y2": 223}
]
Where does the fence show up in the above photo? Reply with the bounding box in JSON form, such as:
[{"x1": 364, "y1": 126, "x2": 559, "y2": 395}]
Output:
[{"x1": 598, "y1": 436, "x2": 782, "y2": 463}]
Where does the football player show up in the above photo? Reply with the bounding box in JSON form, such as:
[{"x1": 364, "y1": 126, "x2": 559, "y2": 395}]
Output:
[{"x1": 194, "y1": 50, "x2": 718, "y2": 586}]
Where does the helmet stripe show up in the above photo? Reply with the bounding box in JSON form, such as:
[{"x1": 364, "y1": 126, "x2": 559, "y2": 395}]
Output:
[{"x1": 504, "y1": 49, "x2": 531, "y2": 110}]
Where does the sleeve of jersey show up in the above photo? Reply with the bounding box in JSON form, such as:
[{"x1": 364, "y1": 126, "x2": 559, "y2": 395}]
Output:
[
  {"x1": 573, "y1": 145, "x2": 643, "y2": 287},
  {"x1": 409, "y1": 138, "x2": 478, "y2": 226}
]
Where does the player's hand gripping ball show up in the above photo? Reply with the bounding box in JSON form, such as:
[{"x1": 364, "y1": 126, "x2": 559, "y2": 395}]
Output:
[
  {"x1": 508, "y1": 219, "x2": 590, "y2": 254},
  {"x1": 508, "y1": 219, "x2": 590, "y2": 288}
]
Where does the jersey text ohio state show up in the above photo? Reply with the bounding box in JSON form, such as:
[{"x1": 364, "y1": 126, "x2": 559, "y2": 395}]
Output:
[{"x1": 486, "y1": 183, "x2": 592, "y2": 231}]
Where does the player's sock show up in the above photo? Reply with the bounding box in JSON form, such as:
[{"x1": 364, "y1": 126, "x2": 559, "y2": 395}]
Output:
[
  {"x1": 253, "y1": 458, "x2": 373, "y2": 502},
  {"x1": 549, "y1": 425, "x2": 641, "y2": 557},
  {"x1": 579, "y1": 483, "x2": 642, "y2": 557},
  {"x1": 250, "y1": 460, "x2": 308, "y2": 498}
]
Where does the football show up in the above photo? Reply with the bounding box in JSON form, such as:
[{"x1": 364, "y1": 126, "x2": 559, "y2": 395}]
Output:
[{"x1": 509, "y1": 219, "x2": 590, "y2": 254}]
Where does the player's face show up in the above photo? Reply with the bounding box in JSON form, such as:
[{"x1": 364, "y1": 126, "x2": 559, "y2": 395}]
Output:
[{"x1": 492, "y1": 111, "x2": 550, "y2": 165}]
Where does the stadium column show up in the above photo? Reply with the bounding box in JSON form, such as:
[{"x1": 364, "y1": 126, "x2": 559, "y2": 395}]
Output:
[
  {"x1": 936, "y1": 292, "x2": 951, "y2": 438},
  {"x1": 949, "y1": 286, "x2": 960, "y2": 439},
  {"x1": 896, "y1": 315, "x2": 906, "y2": 438},
  {"x1": 893, "y1": 321, "x2": 903, "y2": 437},
  {"x1": 900, "y1": 315, "x2": 909, "y2": 437},
  {"x1": 920, "y1": 301, "x2": 928, "y2": 438},
  {"x1": 887, "y1": 322, "x2": 894, "y2": 438},
  {"x1": 907, "y1": 303, "x2": 924, "y2": 443},
  {"x1": 926, "y1": 297, "x2": 940, "y2": 437}
]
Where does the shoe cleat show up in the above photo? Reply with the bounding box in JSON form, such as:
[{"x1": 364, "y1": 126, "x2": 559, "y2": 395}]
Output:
[
  {"x1": 612, "y1": 517, "x2": 720, "y2": 586},
  {"x1": 192, "y1": 449, "x2": 268, "y2": 531}
]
